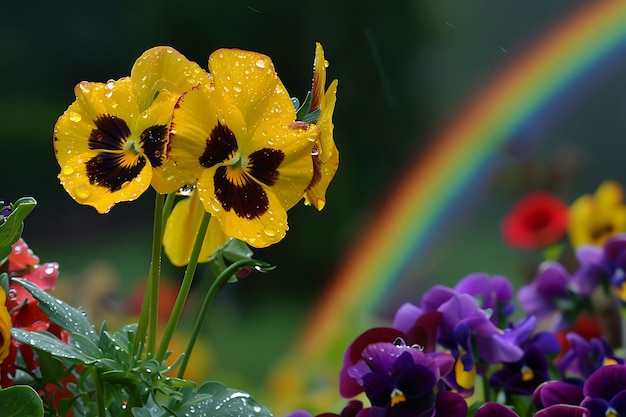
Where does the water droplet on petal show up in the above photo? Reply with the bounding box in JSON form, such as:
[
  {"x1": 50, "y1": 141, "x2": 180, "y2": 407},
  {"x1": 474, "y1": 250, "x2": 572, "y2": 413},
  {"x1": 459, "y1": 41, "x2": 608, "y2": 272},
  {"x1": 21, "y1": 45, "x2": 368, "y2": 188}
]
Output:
[
  {"x1": 78, "y1": 81, "x2": 91, "y2": 93},
  {"x1": 75, "y1": 183, "x2": 91, "y2": 200},
  {"x1": 62, "y1": 166, "x2": 75, "y2": 175},
  {"x1": 255, "y1": 58, "x2": 267, "y2": 69},
  {"x1": 69, "y1": 112, "x2": 82, "y2": 122}
]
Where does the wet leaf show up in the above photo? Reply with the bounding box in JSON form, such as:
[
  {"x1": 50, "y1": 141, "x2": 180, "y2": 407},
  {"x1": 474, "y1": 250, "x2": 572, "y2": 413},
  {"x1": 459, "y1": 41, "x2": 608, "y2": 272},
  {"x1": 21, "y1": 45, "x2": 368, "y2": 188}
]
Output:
[
  {"x1": 0, "y1": 385, "x2": 44, "y2": 417},
  {"x1": 13, "y1": 278, "x2": 98, "y2": 342}
]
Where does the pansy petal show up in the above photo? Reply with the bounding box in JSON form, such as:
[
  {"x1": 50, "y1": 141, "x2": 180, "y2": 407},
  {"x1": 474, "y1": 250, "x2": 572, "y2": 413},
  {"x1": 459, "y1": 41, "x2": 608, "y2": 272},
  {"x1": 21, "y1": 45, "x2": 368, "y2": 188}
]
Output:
[
  {"x1": 534, "y1": 405, "x2": 590, "y2": 417},
  {"x1": 59, "y1": 154, "x2": 152, "y2": 213},
  {"x1": 318, "y1": 79, "x2": 339, "y2": 163},
  {"x1": 208, "y1": 49, "x2": 296, "y2": 133},
  {"x1": 163, "y1": 192, "x2": 229, "y2": 266},
  {"x1": 168, "y1": 85, "x2": 243, "y2": 185},
  {"x1": 304, "y1": 143, "x2": 339, "y2": 211},
  {"x1": 583, "y1": 364, "x2": 626, "y2": 399},
  {"x1": 197, "y1": 166, "x2": 289, "y2": 247},
  {"x1": 130, "y1": 46, "x2": 210, "y2": 112},
  {"x1": 245, "y1": 119, "x2": 316, "y2": 210},
  {"x1": 475, "y1": 403, "x2": 519, "y2": 417},
  {"x1": 309, "y1": 42, "x2": 327, "y2": 113},
  {"x1": 54, "y1": 79, "x2": 139, "y2": 167}
]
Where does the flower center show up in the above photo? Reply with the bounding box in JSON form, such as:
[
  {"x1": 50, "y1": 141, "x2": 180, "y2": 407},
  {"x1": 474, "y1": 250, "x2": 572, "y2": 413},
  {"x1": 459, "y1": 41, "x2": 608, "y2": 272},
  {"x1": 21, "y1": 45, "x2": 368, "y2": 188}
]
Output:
[
  {"x1": 521, "y1": 365, "x2": 534, "y2": 382},
  {"x1": 123, "y1": 138, "x2": 142, "y2": 155},
  {"x1": 390, "y1": 388, "x2": 406, "y2": 407}
]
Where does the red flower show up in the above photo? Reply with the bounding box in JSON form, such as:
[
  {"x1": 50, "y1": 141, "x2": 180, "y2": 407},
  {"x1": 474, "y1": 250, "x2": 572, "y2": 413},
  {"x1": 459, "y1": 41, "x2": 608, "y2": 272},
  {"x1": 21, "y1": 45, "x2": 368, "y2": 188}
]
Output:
[
  {"x1": 501, "y1": 192, "x2": 569, "y2": 249},
  {"x1": 1, "y1": 239, "x2": 61, "y2": 386}
]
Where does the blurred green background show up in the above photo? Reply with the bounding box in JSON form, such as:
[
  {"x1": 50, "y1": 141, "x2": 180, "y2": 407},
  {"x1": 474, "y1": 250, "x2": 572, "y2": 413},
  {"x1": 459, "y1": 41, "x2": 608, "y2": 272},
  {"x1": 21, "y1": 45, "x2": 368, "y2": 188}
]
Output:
[{"x1": 3, "y1": 0, "x2": 626, "y2": 414}]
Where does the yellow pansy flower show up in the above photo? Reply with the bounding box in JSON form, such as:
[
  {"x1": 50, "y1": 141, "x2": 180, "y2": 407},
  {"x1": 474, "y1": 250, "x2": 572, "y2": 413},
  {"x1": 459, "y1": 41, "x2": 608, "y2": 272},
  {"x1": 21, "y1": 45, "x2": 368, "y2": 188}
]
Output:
[
  {"x1": 168, "y1": 49, "x2": 318, "y2": 247},
  {"x1": 303, "y1": 43, "x2": 339, "y2": 211},
  {"x1": 53, "y1": 46, "x2": 209, "y2": 213},
  {"x1": 568, "y1": 180, "x2": 626, "y2": 247},
  {"x1": 163, "y1": 190, "x2": 229, "y2": 267},
  {"x1": 0, "y1": 288, "x2": 11, "y2": 364}
]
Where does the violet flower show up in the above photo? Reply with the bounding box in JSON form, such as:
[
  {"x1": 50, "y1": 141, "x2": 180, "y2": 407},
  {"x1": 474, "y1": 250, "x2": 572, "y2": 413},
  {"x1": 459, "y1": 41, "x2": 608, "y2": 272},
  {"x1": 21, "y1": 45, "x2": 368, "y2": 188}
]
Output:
[
  {"x1": 340, "y1": 311, "x2": 441, "y2": 398},
  {"x1": 518, "y1": 261, "x2": 571, "y2": 328},
  {"x1": 285, "y1": 400, "x2": 369, "y2": 417},
  {"x1": 557, "y1": 334, "x2": 623, "y2": 385},
  {"x1": 475, "y1": 402, "x2": 590, "y2": 417},
  {"x1": 490, "y1": 329, "x2": 561, "y2": 395},
  {"x1": 580, "y1": 364, "x2": 626, "y2": 417},
  {"x1": 455, "y1": 272, "x2": 515, "y2": 327},
  {"x1": 533, "y1": 381, "x2": 584, "y2": 410},
  {"x1": 346, "y1": 342, "x2": 455, "y2": 417}
]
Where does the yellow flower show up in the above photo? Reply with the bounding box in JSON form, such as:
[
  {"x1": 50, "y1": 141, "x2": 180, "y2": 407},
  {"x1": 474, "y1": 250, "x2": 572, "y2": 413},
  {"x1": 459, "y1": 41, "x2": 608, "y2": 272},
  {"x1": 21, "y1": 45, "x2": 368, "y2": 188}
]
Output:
[
  {"x1": 568, "y1": 180, "x2": 626, "y2": 247},
  {"x1": 168, "y1": 49, "x2": 318, "y2": 247},
  {"x1": 163, "y1": 190, "x2": 229, "y2": 267},
  {"x1": 53, "y1": 46, "x2": 209, "y2": 213},
  {"x1": 303, "y1": 43, "x2": 339, "y2": 211},
  {"x1": 0, "y1": 288, "x2": 12, "y2": 364}
]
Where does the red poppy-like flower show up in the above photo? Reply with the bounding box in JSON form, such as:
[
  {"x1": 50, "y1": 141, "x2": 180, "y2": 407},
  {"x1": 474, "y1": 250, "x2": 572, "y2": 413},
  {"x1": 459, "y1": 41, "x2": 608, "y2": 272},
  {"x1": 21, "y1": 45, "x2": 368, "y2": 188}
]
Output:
[
  {"x1": 1, "y1": 239, "x2": 62, "y2": 387},
  {"x1": 501, "y1": 192, "x2": 569, "y2": 249}
]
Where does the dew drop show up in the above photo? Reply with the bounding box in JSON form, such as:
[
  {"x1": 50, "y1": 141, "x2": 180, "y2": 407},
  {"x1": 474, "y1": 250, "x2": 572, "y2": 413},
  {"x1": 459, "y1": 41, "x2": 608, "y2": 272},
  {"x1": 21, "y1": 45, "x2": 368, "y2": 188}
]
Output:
[
  {"x1": 69, "y1": 112, "x2": 82, "y2": 122},
  {"x1": 7, "y1": 289, "x2": 17, "y2": 300},
  {"x1": 75, "y1": 183, "x2": 91, "y2": 200},
  {"x1": 78, "y1": 81, "x2": 91, "y2": 93},
  {"x1": 264, "y1": 227, "x2": 277, "y2": 237},
  {"x1": 255, "y1": 58, "x2": 267, "y2": 69},
  {"x1": 62, "y1": 166, "x2": 75, "y2": 175}
]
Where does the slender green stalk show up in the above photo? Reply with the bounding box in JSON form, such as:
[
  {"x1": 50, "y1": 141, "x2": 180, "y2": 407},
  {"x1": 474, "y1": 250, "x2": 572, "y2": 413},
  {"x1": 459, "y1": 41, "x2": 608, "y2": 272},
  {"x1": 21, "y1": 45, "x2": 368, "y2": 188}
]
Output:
[
  {"x1": 161, "y1": 192, "x2": 177, "y2": 233},
  {"x1": 155, "y1": 211, "x2": 211, "y2": 362},
  {"x1": 177, "y1": 258, "x2": 260, "y2": 378},
  {"x1": 134, "y1": 193, "x2": 165, "y2": 355},
  {"x1": 93, "y1": 369, "x2": 106, "y2": 417}
]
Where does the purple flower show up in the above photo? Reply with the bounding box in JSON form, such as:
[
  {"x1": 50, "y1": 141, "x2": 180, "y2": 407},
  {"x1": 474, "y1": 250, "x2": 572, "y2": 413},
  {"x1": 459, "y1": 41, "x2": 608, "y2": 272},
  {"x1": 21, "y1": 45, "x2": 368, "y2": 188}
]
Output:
[
  {"x1": 490, "y1": 329, "x2": 561, "y2": 395},
  {"x1": 346, "y1": 342, "x2": 454, "y2": 417},
  {"x1": 455, "y1": 273, "x2": 515, "y2": 326},
  {"x1": 572, "y1": 245, "x2": 608, "y2": 297},
  {"x1": 580, "y1": 365, "x2": 626, "y2": 417},
  {"x1": 518, "y1": 261, "x2": 571, "y2": 325},
  {"x1": 340, "y1": 311, "x2": 442, "y2": 398},
  {"x1": 475, "y1": 402, "x2": 590, "y2": 417},
  {"x1": 284, "y1": 401, "x2": 370, "y2": 417},
  {"x1": 557, "y1": 334, "x2": 623, "y2": 384},
  {"x1": 533, "y1": 381, "x2": 584, "y2": 410}
]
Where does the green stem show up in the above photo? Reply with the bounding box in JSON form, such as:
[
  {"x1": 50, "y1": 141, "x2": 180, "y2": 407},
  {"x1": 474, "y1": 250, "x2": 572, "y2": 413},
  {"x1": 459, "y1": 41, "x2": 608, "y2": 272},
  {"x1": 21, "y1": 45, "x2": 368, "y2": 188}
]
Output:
[
  {"x1": 134, "y1": 193, "x2": 165, "y2": 355},
  {"x1": 161, "y1": 192, "x2": 177, "y2": 233},
  {"x1": 177, "y1": 258, "x2": 260, "y2": 378},
  {"x1": 93, "y1": 369, "x2": 106, "y2": 417},
  {"x1": 155, "y1": 211, "x2": 211, "y2": 362}
]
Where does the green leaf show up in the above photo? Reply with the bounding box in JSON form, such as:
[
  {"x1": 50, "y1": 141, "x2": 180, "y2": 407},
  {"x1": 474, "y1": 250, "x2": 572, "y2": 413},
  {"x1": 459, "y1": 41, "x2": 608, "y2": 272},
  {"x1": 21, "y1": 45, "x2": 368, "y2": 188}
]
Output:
[
  {"x1": 175, "y1": 382, "x2": 273, "y2": 417},
  {"x1": 67, "y1": 332, "x2": 103, "y2": 360},
  {"x1": 11, "y1": 329, "x2": 90, "y2": 363},
  {"x1": 0, "y1": 197, "x2": 36, "y2": 250},
  {"x1": 13, "y1": 278, "x2": 98, "y2": 342},
  {"x1": 0, "y1": 385, "x2": 44, "y2": 417}
]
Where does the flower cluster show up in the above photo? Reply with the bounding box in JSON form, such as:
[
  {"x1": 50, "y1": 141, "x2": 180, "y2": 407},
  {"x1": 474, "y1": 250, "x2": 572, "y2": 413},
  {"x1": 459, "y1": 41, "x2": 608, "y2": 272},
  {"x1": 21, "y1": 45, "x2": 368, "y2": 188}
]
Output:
[
  {"x1": 288, "y1": 181, "x2": 626, "y2": 417},
  {"x1": 53, "y1": 44, "x2": 338, "y2": 256}
]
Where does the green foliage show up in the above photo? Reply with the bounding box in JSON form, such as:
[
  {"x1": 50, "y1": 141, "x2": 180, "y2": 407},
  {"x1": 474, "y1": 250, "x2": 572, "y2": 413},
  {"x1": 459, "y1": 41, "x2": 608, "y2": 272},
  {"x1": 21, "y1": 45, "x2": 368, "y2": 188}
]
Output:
[
  {"x1": 10, "y1": 277, "x2": 272, "y2": 417},
  {"x1": 0, "y1": 386, "x2": 44, "y2": 417},
  {"x1": 0, "y1": 197, "x2": 36, "y2": 260}
]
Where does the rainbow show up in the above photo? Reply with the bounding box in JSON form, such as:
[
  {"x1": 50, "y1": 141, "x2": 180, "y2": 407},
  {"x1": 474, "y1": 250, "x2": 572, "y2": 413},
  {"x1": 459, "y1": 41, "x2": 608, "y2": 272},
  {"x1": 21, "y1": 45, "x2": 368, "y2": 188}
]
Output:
[{"x1": 297, "y1": 1, "x2": 626, "y2": 363}]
